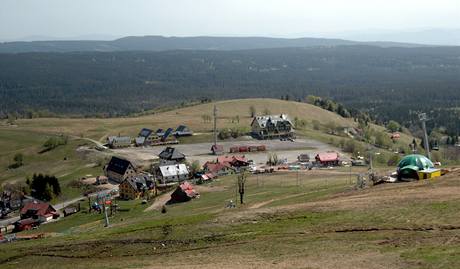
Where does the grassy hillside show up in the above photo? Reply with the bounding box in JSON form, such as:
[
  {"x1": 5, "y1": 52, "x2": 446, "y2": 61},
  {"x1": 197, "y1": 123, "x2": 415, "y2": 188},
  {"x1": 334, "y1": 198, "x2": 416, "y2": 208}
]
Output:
[
  {"x1": 6, "y1": 98, "x2": 356, "y2": 141},
  {"x1": 0, "y1": 98, "x2": 416, "y2": 189},
  {"x1": 2, "y1": 168, "x2": 460, "y2": 268}
]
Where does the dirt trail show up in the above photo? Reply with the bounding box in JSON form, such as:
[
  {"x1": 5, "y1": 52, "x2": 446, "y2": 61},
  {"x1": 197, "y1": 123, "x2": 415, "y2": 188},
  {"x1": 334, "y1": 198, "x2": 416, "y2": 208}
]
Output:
[{"x1": 144, "y1": 191, "x2": 173, "y2": 212}]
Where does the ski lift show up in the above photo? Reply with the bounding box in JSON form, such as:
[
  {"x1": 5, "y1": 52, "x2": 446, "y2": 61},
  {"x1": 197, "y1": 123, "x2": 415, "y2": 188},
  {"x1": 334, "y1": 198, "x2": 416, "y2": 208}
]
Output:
[{"x1": 432, "y1": 140, "x2": 439, "y2": 151}]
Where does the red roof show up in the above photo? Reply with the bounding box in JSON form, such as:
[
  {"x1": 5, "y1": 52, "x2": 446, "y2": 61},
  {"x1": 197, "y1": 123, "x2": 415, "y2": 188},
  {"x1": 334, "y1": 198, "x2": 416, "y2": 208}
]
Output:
[
  {"x1": 316, "y1": 152, "x2": 339, "y2": 162},
  {"x1": 20, "y1": 201, "x2": 56, "y2": 217},
  {"x1": 179, "y1": 182, "x2": 198, "y2": 198},
  {"x1": 233, "y1": 156, "x2": 248, "y2": 163},
  {"x1": 204, "y1": 162, "x2": 232, "y2": 173},
  {"x1": 216, "y1": 155, "x2": 248, "y2": 166}
]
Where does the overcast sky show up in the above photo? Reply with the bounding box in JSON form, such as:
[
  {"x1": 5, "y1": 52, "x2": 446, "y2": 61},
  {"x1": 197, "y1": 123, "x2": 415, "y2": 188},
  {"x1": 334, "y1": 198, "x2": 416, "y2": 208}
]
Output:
[{"x1": 1, "y1": 0, "x2": 459, "y2": 41}]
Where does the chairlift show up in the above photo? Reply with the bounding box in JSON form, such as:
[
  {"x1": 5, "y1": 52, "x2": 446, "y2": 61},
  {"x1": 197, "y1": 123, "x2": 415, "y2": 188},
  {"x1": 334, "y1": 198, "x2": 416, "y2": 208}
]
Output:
[{"x1": 432, "y1": 140, "x2": 439, "y2": 151}]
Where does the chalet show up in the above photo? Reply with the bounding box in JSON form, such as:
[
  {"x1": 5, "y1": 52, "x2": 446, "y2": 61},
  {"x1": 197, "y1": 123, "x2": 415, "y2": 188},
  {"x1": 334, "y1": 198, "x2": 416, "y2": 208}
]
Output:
[
  {"x1": 174, "y1": 125, "x2": 193, "y2": 137},
  {"x1": 20, "y1": 200, "x2": 59, "y2": 222},
  {"x1": 119, "y1": 174, "x2": 155, "y2": 200},
  {"x1": 203, "y1": 161, "x2": 235, "y2": 176},
  {"x1": 157, "y1": 164, "x2": 189, "y2": 183},
  {"x1": 107, "y1": 136, "x2": 132, "y2": 148},
  {"x1": 136, "y1": 128, "x2": 163, "y2": 146},
  {"x1": 159, "y1": 147, "x2": 186, "y2": 165},
  {"x1": 315, "y1": 152, "x2": 340, "y2": 166},
  {"x1": 251, "y1": 114, "x2": 294, "y2": 139},
  {"x1": 104, "y1": 156, "x2": 137, "y2": 183},
  {"x1": 168, "y1": 181, "x2": 199, "y2": 204}
]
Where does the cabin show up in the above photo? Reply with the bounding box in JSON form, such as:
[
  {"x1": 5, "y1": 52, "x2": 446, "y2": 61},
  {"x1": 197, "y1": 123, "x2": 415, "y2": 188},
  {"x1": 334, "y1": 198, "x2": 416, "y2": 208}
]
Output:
[
  {"x1": 315, "y1": 152, "x2": 340, "y2": 166},
  {"x1": 157, "y1": 164, "x2": 189, "y2": 183},
  {"x1": 119, "y1": 174, "x2": 155, "y2": 200},
  {"x1": 107, "y1": 136, "x2": 132, "y2": 148},
  {"x1": 203, "y1": 162, "x2": 235, "y2": 176},
  {"x1": 63, "y1": 207, "x2": 78, "y2": 217},
  {"x1": 168, "y1": 181, "x2": 199, "y2": 204},
  {"x1": 104, "y1": 156, "x2": 137, "y2": 183},
  {"x1": 20, "y1": 200, "x2": 59, "y2": 222},
  {"x1": 159, "y1": 147, "x2": 186, "y2": 165},
  {"x1": 174, "y1": 125, "x2": 193, "y2": 137},
  {"x1": 251, "y1": 114, "x2": 294, "y2": 140}
]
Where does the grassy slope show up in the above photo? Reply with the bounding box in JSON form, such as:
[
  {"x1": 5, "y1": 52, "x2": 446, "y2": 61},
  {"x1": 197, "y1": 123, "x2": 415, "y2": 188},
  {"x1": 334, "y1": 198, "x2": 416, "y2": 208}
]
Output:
[
  {"x1": 8, "y1": 98, "x2": 354, "y2": 141},
  {"x1": 1, "y1": 169, "x2": 460, "y2": 268},
  {"x1": 0, "y1": 98, "x2": 415, "y2": 197}
]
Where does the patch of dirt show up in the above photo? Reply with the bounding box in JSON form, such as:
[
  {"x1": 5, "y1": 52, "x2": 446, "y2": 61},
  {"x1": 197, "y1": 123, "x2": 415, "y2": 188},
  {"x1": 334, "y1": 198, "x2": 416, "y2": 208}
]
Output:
[
  {"x1": 143, "y1": 250, "x2": 406, "y2": 269},
  {"x1": 144, "y1": 191, "x2": 174, "y2": 212}
]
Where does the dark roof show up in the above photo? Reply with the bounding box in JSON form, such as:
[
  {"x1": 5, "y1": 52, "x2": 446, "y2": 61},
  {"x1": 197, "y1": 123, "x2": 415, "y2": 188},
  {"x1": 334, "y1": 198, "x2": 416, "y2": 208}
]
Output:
[
  {"x1": 123, "y1": 174, "x2": 154, "y2": 192},
  {"x1": 139, "y1": 128, "x2": 153, "y2": 138},
  {"x1": 155, "y1": 128, "x2": 164, "y2": 134},
  {"x1": 63, "y1": 207, "x2": 77, "y2": 214},
  {"x1": 175, "y1": 125, "x2": 187, "y2": 132},
  {"x1": 106, "y1": 156, "x2": 133, "y2": 175},
  {"x1": 159, "y1": 147, "x2": 185, "y2": 160}
]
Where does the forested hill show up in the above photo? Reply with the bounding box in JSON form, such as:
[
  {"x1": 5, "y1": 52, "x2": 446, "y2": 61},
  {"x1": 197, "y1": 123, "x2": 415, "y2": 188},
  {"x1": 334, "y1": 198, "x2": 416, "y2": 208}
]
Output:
[
  {"x1": 0, "y1": 36, "x2": 426, "y2": 53},
  {"x1": 1, "y1": 45, "x2": 460, "y2": 133}
]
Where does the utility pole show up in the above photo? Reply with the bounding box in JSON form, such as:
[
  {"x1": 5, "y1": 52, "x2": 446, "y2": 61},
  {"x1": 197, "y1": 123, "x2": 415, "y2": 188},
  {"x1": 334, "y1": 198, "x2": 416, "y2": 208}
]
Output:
[
  {"x1": 419, "y1": 113, "x2": 431, "y2": 160},
  {"x1": 213, "y1": 105, "x2": 218, "y2": 148}
]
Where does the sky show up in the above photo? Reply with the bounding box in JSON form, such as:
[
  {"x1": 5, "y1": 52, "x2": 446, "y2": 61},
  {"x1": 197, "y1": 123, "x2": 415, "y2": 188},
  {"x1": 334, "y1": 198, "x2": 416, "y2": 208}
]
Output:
[{"x1": 1, "y1": 0, "x2": 460, "y2": 41}]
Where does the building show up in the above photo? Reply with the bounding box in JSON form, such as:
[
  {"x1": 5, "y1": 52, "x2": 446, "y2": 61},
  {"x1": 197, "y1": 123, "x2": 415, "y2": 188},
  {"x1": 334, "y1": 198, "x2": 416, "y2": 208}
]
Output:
[
  {"x1": 119, "y1": 174, "x2": 155, "y2": 200},
  {"x1": 174, "y1": 125, "x2": 193, "y2": 137},
  {"x1": 104, "y1": 156, "x2": 137, "y2": 183},
  {"x1": 168, "y1": 181, "x2": 199, "y2": 204},
  {"x1": 136, "y1": 128, "x2": 164, "y2": 146},
  {"x1": 251, "y1": 114, "x2": 294, "y2": 139},
  {"x1": 63, "y1": 207, "x2": 78, "y2": 217},
  {"x1": 203, "y1": 161, "x2": 235, "y2": 176},
  {"x1": 157, "y1": 164, "x2": 189, "y2": 183},
  {"x1": 95, "y1": 175, "x2": 108, "y2": 185},
  {"x1": 298, "y1": 154, "x2": 310, "y2": 163},
  {"x1": 13, "y1": 218, "x2": 40, "y2": 232},
  {"x1": 315, "y1": 152, "x2": 340, "y2": 166},
  {"x1": 159, "y1": 147, "x2": 186, "y2": 165},
  {"x1": 217, "y1": 155, "x2": 249, "y2": 168},
  {"x1": 107, "y1": 136, "x2": 132, "y2": 148},
  {"x1": 211, "y1": 144, "x2": 224, "y2": 155},
  {"x1": 20, "y1": 200, "x2": 59, "y2": 222}
]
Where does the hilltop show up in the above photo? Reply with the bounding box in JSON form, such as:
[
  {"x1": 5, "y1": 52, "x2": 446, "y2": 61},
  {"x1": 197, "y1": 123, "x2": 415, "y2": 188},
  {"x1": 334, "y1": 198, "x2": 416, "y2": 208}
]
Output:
[{"x1": 0, "y1": 35, "x2": 427, "y2": 53}]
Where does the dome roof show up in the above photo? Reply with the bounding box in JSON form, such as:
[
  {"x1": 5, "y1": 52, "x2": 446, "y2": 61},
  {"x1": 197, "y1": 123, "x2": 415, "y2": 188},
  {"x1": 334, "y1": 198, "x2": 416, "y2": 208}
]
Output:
[{"x1": 397, "y1": 154, "x2": 434, "y2": 171}]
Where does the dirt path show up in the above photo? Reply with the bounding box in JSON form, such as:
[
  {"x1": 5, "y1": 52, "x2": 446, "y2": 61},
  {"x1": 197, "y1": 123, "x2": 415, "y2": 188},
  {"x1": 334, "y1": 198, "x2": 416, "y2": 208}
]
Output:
[{"x1": 144, "y1": 191, "x2": 173, "y2": 212}]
